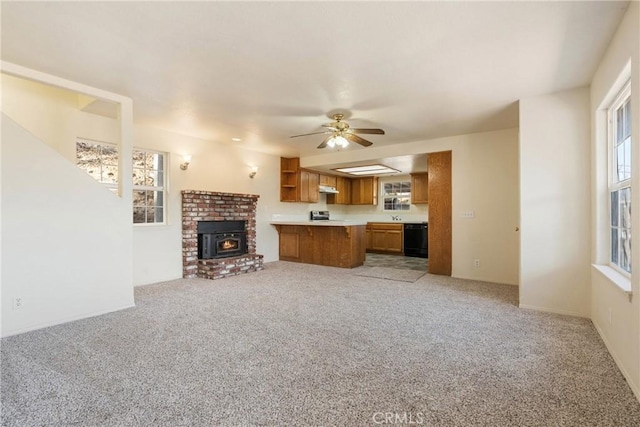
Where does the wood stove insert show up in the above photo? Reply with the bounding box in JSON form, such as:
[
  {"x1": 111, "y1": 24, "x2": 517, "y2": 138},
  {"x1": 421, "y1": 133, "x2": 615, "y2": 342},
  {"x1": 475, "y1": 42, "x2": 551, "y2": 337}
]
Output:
[{"x1": 197, "y1": 220, "x2": 247, "y2": 259}]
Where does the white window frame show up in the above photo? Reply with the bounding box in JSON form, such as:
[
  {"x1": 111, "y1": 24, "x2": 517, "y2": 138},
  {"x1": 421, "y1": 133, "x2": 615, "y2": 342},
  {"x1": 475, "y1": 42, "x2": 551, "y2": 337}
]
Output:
[
  {"x1": 76, "y1": 138, "x2": 119, "y2": 194},
  {"x1": 382, "y1": 181, "x2": 411, "y2": 211},
  {"x1": 76, "y1": 140, "x2": 167, "y2": 225},
  {"x1": 607, "y1": 81, "x2": 632, "y2": 276},
  {"x1": 132, "y1": 148, "x2": 167, "y2": 226}
]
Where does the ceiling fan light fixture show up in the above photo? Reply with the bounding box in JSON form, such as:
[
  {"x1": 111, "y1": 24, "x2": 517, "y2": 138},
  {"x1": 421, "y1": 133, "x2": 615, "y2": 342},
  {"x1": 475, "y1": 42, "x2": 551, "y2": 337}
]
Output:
[
  {"x1": 334, "y1": 135, "x2": 349, "y2": 148},
  {"x1": 290, "y1": 113, "x2": 383, "y2": 149}
]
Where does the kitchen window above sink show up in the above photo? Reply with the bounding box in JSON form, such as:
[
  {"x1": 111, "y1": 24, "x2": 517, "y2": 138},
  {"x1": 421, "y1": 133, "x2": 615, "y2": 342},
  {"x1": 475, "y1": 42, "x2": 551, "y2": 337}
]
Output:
[{"x1": 383, "y1": 181, "x2": 411, "y2": 211}]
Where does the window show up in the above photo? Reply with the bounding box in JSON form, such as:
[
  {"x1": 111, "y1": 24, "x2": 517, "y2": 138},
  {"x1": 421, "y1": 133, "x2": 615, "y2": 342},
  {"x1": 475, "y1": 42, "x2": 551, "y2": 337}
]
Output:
[
  {"x1": 76, "y1": 141, "x2": 167, "y2": 224},
  {"x1": 608, "y1": 81, "x2": 631, "y2": 274},
  {"x1": 76, "y1": 138, "x2": 118, "y2": 193},
  {"x1": 133, "y1": 149, "x2": 166, "y2": 224},
  {"x1": 382, "y1": 181, "x2": 411, "y2": 211}
]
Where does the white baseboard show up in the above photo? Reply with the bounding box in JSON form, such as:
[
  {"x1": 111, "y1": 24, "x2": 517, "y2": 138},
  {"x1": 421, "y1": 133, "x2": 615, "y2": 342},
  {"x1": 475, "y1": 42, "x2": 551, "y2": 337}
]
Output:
[
  {"x1": 451, "y1": 275, "x2": 518, "y2": 286},
  {"x1": 518, "y1": 303, "x2": 590, "y2": 319}
]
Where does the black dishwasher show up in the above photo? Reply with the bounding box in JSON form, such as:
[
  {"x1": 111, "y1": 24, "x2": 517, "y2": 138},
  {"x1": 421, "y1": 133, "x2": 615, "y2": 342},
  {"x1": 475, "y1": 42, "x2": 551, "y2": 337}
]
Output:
[{"x1": 404, "y1": 223, "x2": 428, "y2": 258}]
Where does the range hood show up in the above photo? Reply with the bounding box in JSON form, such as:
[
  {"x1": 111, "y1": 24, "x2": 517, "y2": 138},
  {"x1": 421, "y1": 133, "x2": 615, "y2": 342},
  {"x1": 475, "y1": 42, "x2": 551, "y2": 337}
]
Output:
[{"x1": 319, "y1": 185, "x2": 339, "y2": 194}]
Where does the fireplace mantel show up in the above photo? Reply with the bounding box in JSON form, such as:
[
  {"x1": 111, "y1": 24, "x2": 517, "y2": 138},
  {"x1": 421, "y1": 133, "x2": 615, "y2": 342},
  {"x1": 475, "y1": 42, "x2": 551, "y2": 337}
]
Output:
[{"x1": 182, "y1": 190, "x2": 263, "y2": 279}]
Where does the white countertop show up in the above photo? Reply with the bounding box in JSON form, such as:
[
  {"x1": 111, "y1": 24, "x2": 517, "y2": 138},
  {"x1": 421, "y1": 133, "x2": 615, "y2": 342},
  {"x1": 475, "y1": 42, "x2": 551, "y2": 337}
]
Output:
[{"x1": 270, "y1": 220, "x2": 368, "y2": 227}]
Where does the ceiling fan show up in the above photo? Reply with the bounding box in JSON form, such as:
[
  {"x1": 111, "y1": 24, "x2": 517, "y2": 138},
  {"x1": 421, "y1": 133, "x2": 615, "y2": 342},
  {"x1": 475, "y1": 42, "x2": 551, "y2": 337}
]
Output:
[{"x1": 290, "y1": 113, "x2": 385, "y2": 149}]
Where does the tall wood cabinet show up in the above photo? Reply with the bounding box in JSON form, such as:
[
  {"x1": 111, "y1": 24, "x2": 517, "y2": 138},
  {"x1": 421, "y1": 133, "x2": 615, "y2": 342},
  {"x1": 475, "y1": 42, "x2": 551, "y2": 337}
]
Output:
[{"x1": 411, "y1": 173, "x2": 428, "y2": 204}]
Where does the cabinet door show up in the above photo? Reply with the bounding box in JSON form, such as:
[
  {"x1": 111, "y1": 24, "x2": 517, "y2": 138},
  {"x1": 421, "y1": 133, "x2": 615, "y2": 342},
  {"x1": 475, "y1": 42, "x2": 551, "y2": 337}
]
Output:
[
  {"x1": 368, "y1": 223, "x2": 403, "y2": 253},
  {"x1": 308, "y1": 171, "x2": 319, "y2": 203},
  {"x1": 338, "y1": 177, "x2": 352, "y2": 204},
  {"x1": 299, "y1": 170, "x2": 320, "y2": 203},
  {"x1": 351, "y1": 177, "x2": 378, "y2": 205},
  {"x1": 411, "y1": 173, "x2": 428, "y2": 204},
  {"x1": 319, "y1": 174, "x2": 337, "y2": 187},
  {"x1": 386, "y1": 230, "x2": 404, "y2": 253},
  {"x1": 328, "y1": 176, "x2": 352, "y2": 205},
  {"x1": 361, "y1": 178, "x2": 374, "y2": 204},
  {"x1": 371, "y1": 230, "x2": 387, "y2": 251},
  {"x1": 279, "y1": 231, "x2": 300, "y2": 260},
  {"x1": 350, "y1": 179, "x2": 362, "y2": 204}
]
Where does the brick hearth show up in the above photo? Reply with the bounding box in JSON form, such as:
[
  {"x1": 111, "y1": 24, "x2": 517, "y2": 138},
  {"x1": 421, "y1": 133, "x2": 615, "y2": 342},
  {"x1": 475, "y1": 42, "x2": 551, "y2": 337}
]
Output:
[{"x1": 182, "y1": 190, "x2": 263, "y2": 279}]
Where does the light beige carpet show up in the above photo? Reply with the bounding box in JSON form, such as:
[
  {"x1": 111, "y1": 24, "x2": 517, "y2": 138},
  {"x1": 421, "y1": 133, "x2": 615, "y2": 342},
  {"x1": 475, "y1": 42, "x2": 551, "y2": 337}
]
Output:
[
  {"x1": 2, "y1": 261, "x2": 639, "y2": 426},
  {"x1": 352, "y1": 265, "x2": 426, "y2": 282}
]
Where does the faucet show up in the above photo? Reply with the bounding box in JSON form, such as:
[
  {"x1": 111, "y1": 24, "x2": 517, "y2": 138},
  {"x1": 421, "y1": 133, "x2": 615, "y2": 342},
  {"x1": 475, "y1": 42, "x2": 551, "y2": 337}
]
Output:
[{"x1": 391, "y1": 215, "x2": 402, "y2": 221}]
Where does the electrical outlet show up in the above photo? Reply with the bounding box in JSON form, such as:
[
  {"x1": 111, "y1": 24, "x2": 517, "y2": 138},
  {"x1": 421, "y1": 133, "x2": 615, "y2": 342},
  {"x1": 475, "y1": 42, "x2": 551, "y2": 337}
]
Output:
[
  {"x1": 460, "y1": 211, "x2": 475, "y2": 219},
  {"x1": 13, "y1": 297, "x2": 23, "y2": 310},
  {"x1": 474, "y1": 259, "x2": 480, "y2": 268}
]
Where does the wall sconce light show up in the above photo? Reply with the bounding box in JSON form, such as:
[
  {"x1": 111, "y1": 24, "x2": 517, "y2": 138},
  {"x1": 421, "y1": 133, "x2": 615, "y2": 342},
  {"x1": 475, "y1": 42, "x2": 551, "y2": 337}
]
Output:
[
  {"x1": 249, "y1": 166, "x2": 259, "y2": 179},
  {"x1": 180, "y1": 154, "x2": 192, "y2": 171}
]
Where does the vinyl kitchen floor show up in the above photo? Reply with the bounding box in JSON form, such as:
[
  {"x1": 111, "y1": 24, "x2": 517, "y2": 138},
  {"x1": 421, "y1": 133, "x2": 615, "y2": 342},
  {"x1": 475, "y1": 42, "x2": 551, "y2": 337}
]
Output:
[{"x1": 364, "y1": 253, "x2": 428, "y2": 272}]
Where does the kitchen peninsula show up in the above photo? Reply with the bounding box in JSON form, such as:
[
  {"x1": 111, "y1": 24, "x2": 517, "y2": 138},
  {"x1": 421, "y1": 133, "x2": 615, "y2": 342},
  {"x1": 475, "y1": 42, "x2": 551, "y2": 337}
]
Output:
[{"x1": 271, "y1": 220, "x2": 367, "y2": 268}]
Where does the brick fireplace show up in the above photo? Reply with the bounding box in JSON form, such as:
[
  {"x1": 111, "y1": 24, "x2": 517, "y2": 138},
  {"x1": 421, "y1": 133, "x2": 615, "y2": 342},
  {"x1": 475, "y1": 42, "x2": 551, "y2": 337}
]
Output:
[{"x1": 182, "y1": 190, "x2": 263, "y2": 280}]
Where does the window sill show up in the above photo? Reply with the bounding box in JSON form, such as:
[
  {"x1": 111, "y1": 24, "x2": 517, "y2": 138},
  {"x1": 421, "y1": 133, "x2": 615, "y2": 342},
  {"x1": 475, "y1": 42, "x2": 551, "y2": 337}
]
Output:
[{"x1": 592, "y1": 264, "x2": 632, "y2": 298}]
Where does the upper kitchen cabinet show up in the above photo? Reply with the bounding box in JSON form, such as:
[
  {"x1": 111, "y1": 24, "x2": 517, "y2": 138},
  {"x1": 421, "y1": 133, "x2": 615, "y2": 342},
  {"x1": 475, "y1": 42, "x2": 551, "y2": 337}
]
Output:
[
  {"x1": 319, "y1": 174, "x2": 337, "y2": 187},
  {"x1": 280, "y1": 157, "x2": 300, "y2": 202},
  {"x1": 327, "y1": 176, "x2": 352, "y2": 205},
  {"x1": 411, "y1": 173, "x2": 428, "y2": 204},
  {"x1": 280, "y1": 157, "x2": 319, "y2": 203},
  {"x1": 351, "y1": 177, "x2": 378, "y2": 205},
  {"x1": 299, "y1": 169, "x2": 320, "y2": 203}
]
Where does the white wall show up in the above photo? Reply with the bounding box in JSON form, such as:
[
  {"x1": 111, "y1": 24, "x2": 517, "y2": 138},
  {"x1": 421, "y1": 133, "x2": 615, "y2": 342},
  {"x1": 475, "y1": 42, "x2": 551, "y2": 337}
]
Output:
[
  {"x1": 1, "y1": 74, "x2": 120, "y2": 161},
  {"x1": 590, "y1": 1, "x2": 640, "y2": 400},
  {"x1": 1, "y1": 115, "x2": 134, "y2": 336},
  {"x1": 0, "y1": 64, "x2": 135, "y2": 337},
  {"x1": 519, "y1": 87, "x2": 591, "y2": 317},
  {"x1": 303, "y1": 128, "x2": 520, "y2": 285}
]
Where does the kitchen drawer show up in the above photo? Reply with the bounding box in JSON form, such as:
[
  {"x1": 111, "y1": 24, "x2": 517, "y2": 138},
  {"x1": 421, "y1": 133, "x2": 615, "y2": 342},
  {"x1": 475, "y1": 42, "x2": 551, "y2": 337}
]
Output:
[{"x1": 369, "y1": 223, "x2": 403, "y2": 231}]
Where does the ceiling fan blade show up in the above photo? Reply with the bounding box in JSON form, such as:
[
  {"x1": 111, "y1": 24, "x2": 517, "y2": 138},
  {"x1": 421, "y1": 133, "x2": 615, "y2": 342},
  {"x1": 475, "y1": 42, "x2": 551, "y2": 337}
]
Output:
[
  {"x1": 317, "y1": 135, "x2": 334, "y2": 149},
  {"x1": 290, "y1": 131, "x2": 331, "y2": 138},
  {"x1": 345, "y1": 133, "x2": 373, "y2": 147},
  {"x1": 350, "y1": 128, "x2": 385, "y2": 135},
  {"x1": 321, "y1": 122, "x2": 338, "y2": 128}
]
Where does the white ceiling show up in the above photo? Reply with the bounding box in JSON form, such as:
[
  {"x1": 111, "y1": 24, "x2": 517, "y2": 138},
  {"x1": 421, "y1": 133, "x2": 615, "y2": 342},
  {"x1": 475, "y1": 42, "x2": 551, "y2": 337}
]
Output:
[{"x1": 1, "y1": 1, "x2": 629, "y2": 164}]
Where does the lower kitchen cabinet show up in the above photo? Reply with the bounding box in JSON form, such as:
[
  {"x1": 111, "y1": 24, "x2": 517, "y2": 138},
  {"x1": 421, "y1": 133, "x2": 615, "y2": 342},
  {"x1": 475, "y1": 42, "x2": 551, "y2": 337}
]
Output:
[
  {"x1": 367, "y1": 223, "x2": 403, "y2": 254},
  {"x1": 274, "y1": 224, "x2": 366, "y2": 268}
]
